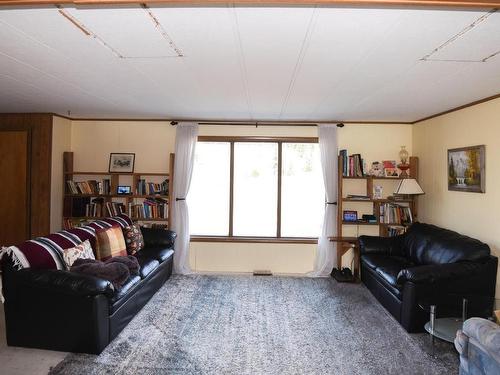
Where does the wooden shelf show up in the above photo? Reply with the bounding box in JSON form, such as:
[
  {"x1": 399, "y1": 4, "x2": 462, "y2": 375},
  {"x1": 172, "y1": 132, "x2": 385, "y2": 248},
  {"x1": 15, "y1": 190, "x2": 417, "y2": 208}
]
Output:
[
  {"x1": 65, "y1": 194, "x2": 169, "y2": 199},
  {"x1": 342, "y1": 198, "x2": 413, "y2": 203},
  {"x1": 63, "y1": 152, "x2": 175, "y2": 230},
  {"x1": 342, "y1": 221, "x2": 379, "y2": 226},
  {"x1": 65, "y1": 172, "x2": 169, "y2": 176},
  {"x1": 64, "y1": 216, "x2": 168, "y2": 222},
  {"x1": 342, "y1": 176, "x2": 409, "y2": 180}
]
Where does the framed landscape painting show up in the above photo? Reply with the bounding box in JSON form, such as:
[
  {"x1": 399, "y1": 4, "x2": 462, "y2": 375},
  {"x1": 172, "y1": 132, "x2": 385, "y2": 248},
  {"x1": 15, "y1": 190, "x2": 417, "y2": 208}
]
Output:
[
  {"x1": 448, "y1": 145, "x2": 485, "y2": 193},
  {"x1": 109, "y1": 153, "x2": 135, "y2": 173}
]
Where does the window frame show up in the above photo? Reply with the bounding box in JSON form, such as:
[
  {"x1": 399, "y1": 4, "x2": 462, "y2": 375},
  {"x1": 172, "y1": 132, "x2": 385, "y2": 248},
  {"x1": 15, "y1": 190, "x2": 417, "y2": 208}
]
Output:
[{"x1": 190, "y1": 136, "x2": 321, "y2": 244}]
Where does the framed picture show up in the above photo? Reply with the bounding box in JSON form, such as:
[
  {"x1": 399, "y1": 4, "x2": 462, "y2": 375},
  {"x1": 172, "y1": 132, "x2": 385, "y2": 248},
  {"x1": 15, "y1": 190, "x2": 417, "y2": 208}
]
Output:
[
  {"x1": 448, "y1": 145, "x2": 485, "y2": 193},
  {"x1": 384, "y1": 168, "x2": 400, "y2": 178},
  {"x1": 109, "y1": 153, "x2": 135, "y2": 173},
  {"x1": 343, "y1": 210, "x2": 358, "y2": 222}
]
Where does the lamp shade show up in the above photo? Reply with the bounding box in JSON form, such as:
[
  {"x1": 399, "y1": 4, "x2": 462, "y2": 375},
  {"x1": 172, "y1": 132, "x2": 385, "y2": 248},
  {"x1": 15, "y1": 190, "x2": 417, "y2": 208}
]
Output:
[{"x1": 394, "y1": 179, "x2": 424, "y2": 195}]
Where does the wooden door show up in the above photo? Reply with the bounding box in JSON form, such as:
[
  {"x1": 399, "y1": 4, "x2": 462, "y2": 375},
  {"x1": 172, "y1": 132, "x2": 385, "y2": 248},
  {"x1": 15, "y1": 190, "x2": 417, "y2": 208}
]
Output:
[{"x1": 0, "y1": 130, "x2": 30, "y2": 245}]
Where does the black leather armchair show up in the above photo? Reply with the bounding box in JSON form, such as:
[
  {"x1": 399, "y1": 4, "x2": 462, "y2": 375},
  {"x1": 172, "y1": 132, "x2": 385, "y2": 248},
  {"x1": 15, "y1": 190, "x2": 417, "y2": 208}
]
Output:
[
  {"x1": 359, "y1": 223, "x2": 497, "y2": 332},
  {"x1": 2, "y1": 228, "x2": 176, "y2": 354}
]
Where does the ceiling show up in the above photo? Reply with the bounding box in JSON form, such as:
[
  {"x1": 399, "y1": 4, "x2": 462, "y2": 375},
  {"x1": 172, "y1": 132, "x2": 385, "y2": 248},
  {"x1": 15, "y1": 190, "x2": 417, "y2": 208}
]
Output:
[{"x1": 0, "y1": 5, "x2": 499, "y2": 122}]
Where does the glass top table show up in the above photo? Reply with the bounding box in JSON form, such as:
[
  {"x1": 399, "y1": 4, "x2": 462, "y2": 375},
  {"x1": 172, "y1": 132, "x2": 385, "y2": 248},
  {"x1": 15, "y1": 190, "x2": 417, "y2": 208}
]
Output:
[{"x1": 419, "y1": 295, "x2": 499, "y2": 344}]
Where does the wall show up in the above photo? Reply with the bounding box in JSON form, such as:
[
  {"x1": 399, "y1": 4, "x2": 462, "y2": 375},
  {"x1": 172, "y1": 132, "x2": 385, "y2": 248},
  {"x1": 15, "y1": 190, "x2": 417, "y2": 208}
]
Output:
[
  {"x1": 413, "y1": 97, "x2": 500, "y2": 298},
  {"x1": 66, "y1": 120, "x2": 411, "y2": 274},
  {"x1": 50, "y1": 116, "x2": 72, "y2": 232}
]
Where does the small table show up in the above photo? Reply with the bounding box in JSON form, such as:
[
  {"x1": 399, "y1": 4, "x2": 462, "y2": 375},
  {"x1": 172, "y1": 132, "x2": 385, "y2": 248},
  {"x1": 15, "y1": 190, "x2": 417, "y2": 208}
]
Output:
[{"x1": 328, "y1": 236, "x2": 360, "y2": 281}]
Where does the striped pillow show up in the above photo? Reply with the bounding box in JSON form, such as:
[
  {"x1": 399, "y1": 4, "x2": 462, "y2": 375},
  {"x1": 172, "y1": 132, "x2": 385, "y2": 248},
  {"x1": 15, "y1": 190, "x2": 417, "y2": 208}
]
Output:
[{"x1": 95, "y1": 225, "x2": 127, "y2": 261}]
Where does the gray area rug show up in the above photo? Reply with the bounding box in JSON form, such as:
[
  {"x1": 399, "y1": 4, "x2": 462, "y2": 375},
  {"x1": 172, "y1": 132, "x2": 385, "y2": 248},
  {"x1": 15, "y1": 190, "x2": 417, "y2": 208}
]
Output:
[{"x1": 50, "y1": 275, "x2": 458, "y2": 374}]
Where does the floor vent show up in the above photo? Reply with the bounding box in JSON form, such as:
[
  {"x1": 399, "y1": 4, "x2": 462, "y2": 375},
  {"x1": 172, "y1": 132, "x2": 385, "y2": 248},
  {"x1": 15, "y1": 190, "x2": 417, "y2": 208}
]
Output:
[{"x1": 253, "y1": 270, "x2": 273, "y2": 276}]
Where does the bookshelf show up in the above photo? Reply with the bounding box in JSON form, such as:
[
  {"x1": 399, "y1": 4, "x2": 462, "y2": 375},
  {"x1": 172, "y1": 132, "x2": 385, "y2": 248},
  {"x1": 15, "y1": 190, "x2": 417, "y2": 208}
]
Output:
[
  {"x1": 62, "y1": 152, "x2": 175, "y2": 229},
  {"x1": 337, "y1": 156, "x2": 419, "y2": 238}
]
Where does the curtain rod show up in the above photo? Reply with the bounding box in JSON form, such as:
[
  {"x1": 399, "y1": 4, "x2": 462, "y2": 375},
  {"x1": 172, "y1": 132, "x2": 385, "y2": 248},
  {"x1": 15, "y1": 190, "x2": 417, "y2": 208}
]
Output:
[{"x1": 169, "y1": 121, "x2": 345, "y2": 128}]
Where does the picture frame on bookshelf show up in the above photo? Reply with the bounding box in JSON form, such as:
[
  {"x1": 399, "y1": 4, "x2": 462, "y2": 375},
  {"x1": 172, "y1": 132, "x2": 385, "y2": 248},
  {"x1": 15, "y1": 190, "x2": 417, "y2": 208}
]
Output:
[
  {"x1": 448, "y1": 145, "x2": 485, "y2": 193},
  {"x1": 109, "y1": 153, "x2": 135, "y2": 173},
  {"x1": 384, "y1": 168, "x2": 400, "y2": 178}
]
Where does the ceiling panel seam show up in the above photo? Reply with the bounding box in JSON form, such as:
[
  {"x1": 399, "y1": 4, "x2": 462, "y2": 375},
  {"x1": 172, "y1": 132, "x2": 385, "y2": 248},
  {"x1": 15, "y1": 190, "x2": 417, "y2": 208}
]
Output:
[
  {"x1": 231, "y1": 5, "x2": 254, "y2": 120},
  {"x1": 421, "y1": 9, "x2": 497, "y2": 62},
  {"x1": 278, "y1": 7, "x2": 318, "y2": 120},
  {"x1": 142, "y1": 4, "x2": 183, "y2": 57}
]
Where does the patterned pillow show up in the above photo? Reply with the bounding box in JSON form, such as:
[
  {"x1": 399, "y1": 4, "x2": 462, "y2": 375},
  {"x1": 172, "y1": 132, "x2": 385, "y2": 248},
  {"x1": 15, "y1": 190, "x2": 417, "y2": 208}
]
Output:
[
  {"x1": 62, "y1": 240, "x2": 95, "y2": 268},
  {"x1": 95, "y1": 225, "x2": 127, "y2": 261},
  {"x1": 123, "y1": 224, "x2": 144, "y2": 255}
]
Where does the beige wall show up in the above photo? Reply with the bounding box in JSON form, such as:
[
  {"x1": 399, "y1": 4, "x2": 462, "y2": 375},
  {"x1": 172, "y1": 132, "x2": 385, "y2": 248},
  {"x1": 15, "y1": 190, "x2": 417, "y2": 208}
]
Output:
[
  {"x1": 63, "y1": 120, "x2": 412, "y2": 274},
  {"x1": 413, "y1": 97, "x2": 500, "y2": 298},
  {"x1": 50, "y1": 116, "x2": 72, "y2": 232},
  {"x1": 71, "y1": 121, "x2": 176, "y2": 172}
]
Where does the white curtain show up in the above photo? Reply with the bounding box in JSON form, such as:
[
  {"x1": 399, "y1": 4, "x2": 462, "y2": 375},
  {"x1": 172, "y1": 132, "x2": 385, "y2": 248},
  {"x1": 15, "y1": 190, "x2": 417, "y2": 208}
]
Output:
[
  {"x1": 311, "y1": 124, "x2": 338, "y2": 277},
  {"x1": 172, "y1": 122, "x2": 199, "y2": 274}
]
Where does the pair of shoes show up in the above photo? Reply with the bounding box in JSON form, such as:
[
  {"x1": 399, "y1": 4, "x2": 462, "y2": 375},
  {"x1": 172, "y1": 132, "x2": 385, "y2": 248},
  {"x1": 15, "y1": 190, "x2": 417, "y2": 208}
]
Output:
[{"x1": 331, "y1": 267, "x2": 355, "y2": 282}]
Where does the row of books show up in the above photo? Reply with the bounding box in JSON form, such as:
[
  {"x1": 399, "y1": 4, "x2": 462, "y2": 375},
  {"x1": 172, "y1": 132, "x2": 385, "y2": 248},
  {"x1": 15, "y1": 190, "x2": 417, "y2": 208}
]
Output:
[
  {"x1": 136, "y1": 179, "x2": 168, "y2": 195},
  {"x1": 387, "y1": 226, "x2": 407, "y2": 237},
  {"x1": 339, "y1": 150, "x2": 366, "y2": 177},
  {"x1": 129, "y1": 198, "x2": 168, "y2": 219},
  {"x1": 380, "y1": 203, "x2": 413, "y2": 225},
  {"x1": 67, "y1": 179, "x2": 111, "y2": 195},
  {"x1": 84, "y1": 200, "x2": 126, "y2": 218}
]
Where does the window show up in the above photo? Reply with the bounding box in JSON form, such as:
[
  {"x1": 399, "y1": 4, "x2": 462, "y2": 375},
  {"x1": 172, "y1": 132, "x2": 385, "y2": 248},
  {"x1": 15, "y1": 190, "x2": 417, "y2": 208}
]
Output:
[{"x1": 188, "y1": 137, "x2": 325, "y2": 240}]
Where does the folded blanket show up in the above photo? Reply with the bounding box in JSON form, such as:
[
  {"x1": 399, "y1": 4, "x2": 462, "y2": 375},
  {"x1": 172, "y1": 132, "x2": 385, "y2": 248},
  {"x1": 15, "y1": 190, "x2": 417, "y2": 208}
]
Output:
[
  {"x1": 71, "y1": 260, "x2": 129, "y2": 288},
  {"x1": 106, "y1": 255, "x2": 140, "y2": 276}
]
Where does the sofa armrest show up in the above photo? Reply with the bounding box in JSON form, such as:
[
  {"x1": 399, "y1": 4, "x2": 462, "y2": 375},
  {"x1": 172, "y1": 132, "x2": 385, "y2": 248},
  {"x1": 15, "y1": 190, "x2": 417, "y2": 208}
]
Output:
[
  {"x1": 397, "y1": 262, "x2": 483, "y2": 284},
  {"x1": 13, "y1": 269, "x2": 115, "y2": 297},
  {"x1": 141, "y1": 228, "x2": 177, "y2": 248},
  {"x1": 462, "y1": 318, "x2": 500, "y2": 355},
  {"x1": 358, "y1": 235, "x2": 402, "y2": 255}
]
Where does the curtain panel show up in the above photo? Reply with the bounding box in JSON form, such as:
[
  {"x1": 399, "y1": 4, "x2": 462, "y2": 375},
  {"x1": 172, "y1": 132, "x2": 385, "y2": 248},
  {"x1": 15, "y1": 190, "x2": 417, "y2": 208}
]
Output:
[
  {"x1": 310, "y1": 124, "x2": 338, "y2": 277},
  {"x1": 172, "y1": 122, "x2": 199, "y2": 274}
]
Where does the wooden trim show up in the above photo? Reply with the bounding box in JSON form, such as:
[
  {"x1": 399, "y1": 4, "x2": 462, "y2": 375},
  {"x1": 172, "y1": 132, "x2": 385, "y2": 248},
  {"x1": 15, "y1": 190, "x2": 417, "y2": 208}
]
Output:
[
  {"x1": 198, "y1": 136, "x2": 318, "y2": 143},
  {"x1": 168, "y1": 153, "x2": 175, "y2": 229},
  {"x1": 1, "y1": 0, "x2": 499, "y2": 8},
  {"x1": 412, "y1": 92, "x2": 500, "y2": 124},
  {"x1": 190, "y1": 236, "x2": 317, "y2": 244}
]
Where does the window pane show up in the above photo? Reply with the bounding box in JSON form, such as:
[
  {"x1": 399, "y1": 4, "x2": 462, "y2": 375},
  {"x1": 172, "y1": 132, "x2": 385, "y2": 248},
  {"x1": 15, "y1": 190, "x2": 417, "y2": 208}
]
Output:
[
  {"x1": 188, "y1": 142, "x2": 230, "y2": 235},
  {"x1": 281, "y1": 143, "x2": 325, "y2": 237},
  {"x1": 233, "y1": 143, "x2": 278, "y2": 236}
]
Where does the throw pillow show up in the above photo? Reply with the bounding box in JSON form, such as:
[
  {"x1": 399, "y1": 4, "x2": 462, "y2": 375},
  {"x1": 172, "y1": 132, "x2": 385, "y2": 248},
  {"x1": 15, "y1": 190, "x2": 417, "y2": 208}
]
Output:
[
  {"x1": 122, "y1": 224, "x2": 144, "y2": 255},
  {"x1": 62, "y1": 240, "x2": 95, "y2": 269},
  {"x1": 95, "y1": 225, "x2": 127, "y2": 261}
]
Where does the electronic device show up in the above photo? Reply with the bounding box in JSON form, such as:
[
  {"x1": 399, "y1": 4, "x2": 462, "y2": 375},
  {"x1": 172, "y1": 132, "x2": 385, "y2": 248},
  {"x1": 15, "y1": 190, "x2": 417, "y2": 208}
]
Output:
[
  {"x1": 343, "y1": 210, "x2": 358, "y2": 222},
  {"x1": 117, "y1": 185, "x2": 132, "y2": 195}
]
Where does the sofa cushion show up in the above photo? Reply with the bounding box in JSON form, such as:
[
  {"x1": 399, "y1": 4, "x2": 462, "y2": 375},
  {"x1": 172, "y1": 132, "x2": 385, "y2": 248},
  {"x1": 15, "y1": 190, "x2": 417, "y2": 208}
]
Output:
[
  {"x1": 123, "y1": 224, "x2": 144, "y2": 255},
  {"x1": 110, "y1": 275, "x2": 141, "y2": 306},
  {"x1": 403, "y1": 223, "x2": 490, "y2": 265},
  {"x1": 134, "y1": 253, "x2": 160, "y2": 279},
  {"x1": 361, "y1": 254, "x2": 385, "y2": 270},
  {"x1": 140, "y1": 246, "x2": 174, "y2": 263},
  {"x1": 374, "y1": 256, "x2": 414, "y2": 287},
  {"x1": 95, "y1": 225, "x2": 127, "y2": 261},
  {"x1": 62, "y1": 240, "x2": 95, "y2": 268}
]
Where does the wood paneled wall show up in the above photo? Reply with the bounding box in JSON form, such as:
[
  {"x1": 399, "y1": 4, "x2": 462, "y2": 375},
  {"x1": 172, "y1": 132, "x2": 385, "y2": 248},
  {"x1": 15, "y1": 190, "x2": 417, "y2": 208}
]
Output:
[{"x1": 0, "y1": 114, "x2": 53, "y2": 241}]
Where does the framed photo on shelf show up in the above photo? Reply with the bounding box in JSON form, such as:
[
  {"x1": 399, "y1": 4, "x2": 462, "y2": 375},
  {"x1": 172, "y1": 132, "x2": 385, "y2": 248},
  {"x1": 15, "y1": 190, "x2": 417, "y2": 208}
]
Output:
[
  {"x1": 109, "y1": 153, "x2": 135, "y2": 173},
  {"x1": 448, "y1": 145, "x2": 485, "y2": 193},
  {"x1": 384, "y1": 168, "x2": 400, "y2": 178},
  {"x1": 343, "y1": 210, "x2": 358, "y2": 222}
]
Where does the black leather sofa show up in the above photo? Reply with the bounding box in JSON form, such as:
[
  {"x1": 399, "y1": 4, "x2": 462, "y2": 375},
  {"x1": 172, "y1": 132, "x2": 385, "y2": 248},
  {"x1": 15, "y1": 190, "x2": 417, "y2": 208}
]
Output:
[
  {"x1": 359, "y1": 223, "x2": 497, "y2": 332},
  {"x1": 1, "y1": 228, "x2": 176, "y2": 354}
]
